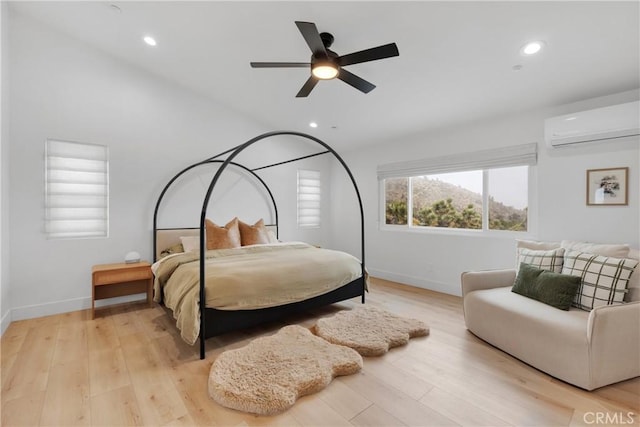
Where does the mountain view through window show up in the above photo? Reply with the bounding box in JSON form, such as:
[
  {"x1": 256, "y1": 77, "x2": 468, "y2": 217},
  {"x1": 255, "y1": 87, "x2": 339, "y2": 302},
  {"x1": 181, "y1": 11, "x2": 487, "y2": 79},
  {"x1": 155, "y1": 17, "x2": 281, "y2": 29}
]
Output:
[{"x1": 384, "y1": 166, "x2": 528, "y2": 232}]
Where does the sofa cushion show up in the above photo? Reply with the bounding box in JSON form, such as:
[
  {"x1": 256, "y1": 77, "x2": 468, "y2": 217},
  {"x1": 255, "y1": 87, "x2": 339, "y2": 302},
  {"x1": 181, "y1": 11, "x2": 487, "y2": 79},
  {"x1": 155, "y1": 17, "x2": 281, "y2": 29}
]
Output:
[
  {"x1": 562, "y1": 250, "x2": 639, "y2": 310},
  {"x1": 512, "y1": 263, "x2": 581, "y2": 310},
  {"x1": 464, "y1": 287, "x2": 591, "y2": 388},
  {"x1": 517, "y1": 247, "x2": 565, "y2": 273},
  {"x1": 561, "y1": 241, "x2": 630, "y2": 258}
]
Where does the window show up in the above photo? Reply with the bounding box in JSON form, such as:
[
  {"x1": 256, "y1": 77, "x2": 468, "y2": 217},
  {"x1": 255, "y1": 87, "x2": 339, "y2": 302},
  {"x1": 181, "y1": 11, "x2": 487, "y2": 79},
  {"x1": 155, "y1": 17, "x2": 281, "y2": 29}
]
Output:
[
  {"x1": 379, "y1": 143, "x2": 536, "y2": 233},
  {"x1": 45, "y1": 139, "x2": 109, "y2": 239},
  {"x1": 297, "y1": 169, "x2": 321, "y2": 228}
]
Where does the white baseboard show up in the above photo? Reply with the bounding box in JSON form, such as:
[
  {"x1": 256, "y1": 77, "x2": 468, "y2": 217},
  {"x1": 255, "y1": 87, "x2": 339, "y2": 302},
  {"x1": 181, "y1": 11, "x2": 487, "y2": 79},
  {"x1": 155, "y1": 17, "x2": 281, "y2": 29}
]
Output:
[
  {"x1": 10, "y1": 293, "x2": 147, "y2": 322},
  {"x1": 1, "y1": 308, "x2": 11, "y2": 335},
  {"x1": 368, "y1": 268, "x2": 462, "y2": 297}
]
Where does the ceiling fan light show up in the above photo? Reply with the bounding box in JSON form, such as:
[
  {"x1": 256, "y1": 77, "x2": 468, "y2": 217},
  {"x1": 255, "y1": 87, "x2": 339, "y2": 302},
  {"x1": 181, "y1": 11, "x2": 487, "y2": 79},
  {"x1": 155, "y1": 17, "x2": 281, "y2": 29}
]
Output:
[{"x1": 312, "y1": 63, "x2": 338, "y2": 80}]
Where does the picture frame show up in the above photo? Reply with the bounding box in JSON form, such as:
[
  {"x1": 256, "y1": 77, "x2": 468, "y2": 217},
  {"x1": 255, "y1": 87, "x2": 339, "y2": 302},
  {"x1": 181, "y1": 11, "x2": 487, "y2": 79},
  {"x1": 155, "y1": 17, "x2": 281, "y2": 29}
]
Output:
[{"x1": 586, "y1": 167, "x2": 629, "y2": 206}]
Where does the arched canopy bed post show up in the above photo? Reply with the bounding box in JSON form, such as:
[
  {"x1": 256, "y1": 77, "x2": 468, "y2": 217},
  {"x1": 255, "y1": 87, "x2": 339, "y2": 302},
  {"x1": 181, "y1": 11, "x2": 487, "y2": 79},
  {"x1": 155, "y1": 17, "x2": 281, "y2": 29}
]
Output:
[
  {"x1": 152, "y1": 160, "x2": 280, "y2": 261},
  {"x1": 154, "y1": 131, "x2": 365, "y2": 360}
]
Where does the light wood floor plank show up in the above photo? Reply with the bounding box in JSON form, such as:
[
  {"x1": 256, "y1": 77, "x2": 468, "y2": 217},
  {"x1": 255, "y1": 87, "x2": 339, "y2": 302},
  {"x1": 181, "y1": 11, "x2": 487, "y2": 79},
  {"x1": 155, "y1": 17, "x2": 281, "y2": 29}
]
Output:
[
  {"x1": 1, "y1": 277, "x2": 638, "y2": 426},
  {"x1": 1, "y1": 322, "x2": 58, "y2": 402},
  {"x1": 350, "y1": 404, "x2": 406, "y2": 426},
  {"x1": 85, "y1": 316, "x2": 119, "y2": 354},
  {"x1": 1, "y1": 391, "x2": 46, "y2": 426},
  {"x1": 39, "y1": 358, "x2": 91, "y2": 426},
  {"x1": 338, "y1": 371, "x2": 459, "y2": 426},
  {"x1": 89, "y1": 385, "x2": 143, "y2": 426},
  {"x1": 88, "y1": 348, "x2": 131, "y2": 396},
  {"x1": 317, "y1": 378, "x2": 372, "y2": 421},
  {"x1": 419, "y1": 386, "x2": 512, "y2": 427},
  {"x1": 361, "y1": 354, "x2": 434, "y2": 400},
  {"x1": 289, "y1": 395, "x2": 354, "y2": 426},
  {"x1": 52, "y1": 321, "x2": 88, "y2": 366}
]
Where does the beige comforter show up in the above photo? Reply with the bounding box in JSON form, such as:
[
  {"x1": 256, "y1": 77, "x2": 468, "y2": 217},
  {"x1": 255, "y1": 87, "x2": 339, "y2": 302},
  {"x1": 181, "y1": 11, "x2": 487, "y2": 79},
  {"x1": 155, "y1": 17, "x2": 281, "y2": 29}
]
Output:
[{"x1": 152, "y1": 242, "x2": 363, "y2": 345}]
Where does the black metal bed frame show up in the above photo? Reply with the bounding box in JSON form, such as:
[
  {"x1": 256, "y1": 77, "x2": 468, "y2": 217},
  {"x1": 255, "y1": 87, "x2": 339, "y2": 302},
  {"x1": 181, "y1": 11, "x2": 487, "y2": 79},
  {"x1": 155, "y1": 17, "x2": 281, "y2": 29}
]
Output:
[{"x1": 153, "y1": 131, "x2": 365, "y2": 359}]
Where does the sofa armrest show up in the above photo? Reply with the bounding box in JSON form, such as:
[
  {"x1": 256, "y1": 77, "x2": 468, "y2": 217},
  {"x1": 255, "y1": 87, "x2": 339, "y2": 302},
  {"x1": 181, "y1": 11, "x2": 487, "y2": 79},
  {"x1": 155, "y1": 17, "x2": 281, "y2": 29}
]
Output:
[
  {"x1": 587, "y1": 301, "x2": 640, "y2": 388},
  {"x1": 460, "y1": 269, "x2": 516, "y2": 298}
]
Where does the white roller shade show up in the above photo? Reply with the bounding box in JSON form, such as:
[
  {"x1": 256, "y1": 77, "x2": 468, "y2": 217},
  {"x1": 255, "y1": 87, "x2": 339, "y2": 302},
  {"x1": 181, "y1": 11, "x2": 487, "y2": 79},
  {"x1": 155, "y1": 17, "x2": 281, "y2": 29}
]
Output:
[
  {"x1": 377, "y1": 143, "x2": 537, "y2": 180},
  {"x1": 297, "y1": 169, "x2": 321, "y2": 228},
  {"x1": 45, "y1": 139, "x2": 109, "y2": 239}
]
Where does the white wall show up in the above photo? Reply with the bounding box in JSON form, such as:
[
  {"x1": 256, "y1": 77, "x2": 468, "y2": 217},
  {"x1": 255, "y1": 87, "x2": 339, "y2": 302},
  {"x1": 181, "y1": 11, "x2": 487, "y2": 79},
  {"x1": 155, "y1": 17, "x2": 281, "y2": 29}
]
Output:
[
  {"x1": 6, "y1": 11, "x2": 333, "y2": 322},
  {"x1": 1, "y1": 1, "x2": 10, "y2": 334},
  {"x1": 330, "y1": 90, "x2": 640, "y2": 296}
]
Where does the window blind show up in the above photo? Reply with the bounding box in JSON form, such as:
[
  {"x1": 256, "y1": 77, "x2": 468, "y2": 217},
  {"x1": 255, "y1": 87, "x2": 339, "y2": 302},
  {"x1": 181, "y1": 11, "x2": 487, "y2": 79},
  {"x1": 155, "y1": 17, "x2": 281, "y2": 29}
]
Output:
[
  {"x1": 377, "y1": 143, "x2": 537, "y2": 180},
  {"x1": 297, "y1": 169, "x2": 321, "y2": 228},
  {"x1": 45, "y1": 139, "x2": 109, "y2": 239}
]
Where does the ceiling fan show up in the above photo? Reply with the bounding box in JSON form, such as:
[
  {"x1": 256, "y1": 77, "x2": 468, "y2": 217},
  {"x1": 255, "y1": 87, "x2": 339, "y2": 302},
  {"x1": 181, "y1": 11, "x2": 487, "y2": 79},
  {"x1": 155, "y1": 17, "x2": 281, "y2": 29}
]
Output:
[{"x1": 250, "y1": 21, "x2": 399, "y2": 98}]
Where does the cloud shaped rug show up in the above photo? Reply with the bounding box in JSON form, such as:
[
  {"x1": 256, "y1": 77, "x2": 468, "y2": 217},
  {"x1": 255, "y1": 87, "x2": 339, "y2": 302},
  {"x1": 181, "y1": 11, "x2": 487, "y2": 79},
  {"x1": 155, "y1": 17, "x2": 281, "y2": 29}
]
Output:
[
  {"x1": 208, "y1": 325, "x2": 362, "y2": 415},
  {"x1": 314, "y1": 306, "x2": 429, "y2": 356}
]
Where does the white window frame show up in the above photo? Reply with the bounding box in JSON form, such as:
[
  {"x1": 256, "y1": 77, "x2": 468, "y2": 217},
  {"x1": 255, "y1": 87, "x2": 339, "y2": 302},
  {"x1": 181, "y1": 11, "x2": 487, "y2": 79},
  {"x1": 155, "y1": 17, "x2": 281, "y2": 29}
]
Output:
[
  {"x1": 378, "y1": 143, "x2": 537, "y2": 238},
  {"x1": 45, "y1": 139, "x2": 109, "y2": 239},
  {"x1": 297, "y1": 169, "x2": 321, "y2": 229}
]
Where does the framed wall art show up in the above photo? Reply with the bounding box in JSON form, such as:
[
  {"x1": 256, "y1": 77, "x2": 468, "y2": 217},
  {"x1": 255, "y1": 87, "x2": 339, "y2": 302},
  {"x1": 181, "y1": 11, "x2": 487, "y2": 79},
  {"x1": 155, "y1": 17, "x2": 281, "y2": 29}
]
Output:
[{"x1": 586, "y1": 167, "x2": 628, "y2": 206}]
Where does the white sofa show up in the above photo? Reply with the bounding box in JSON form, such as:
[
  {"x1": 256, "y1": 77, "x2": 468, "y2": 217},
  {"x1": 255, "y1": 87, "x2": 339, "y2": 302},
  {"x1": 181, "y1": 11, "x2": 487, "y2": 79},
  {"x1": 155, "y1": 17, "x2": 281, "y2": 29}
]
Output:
[{"x1": 461, "y1": 243, "x2": 640, "y2": 390}]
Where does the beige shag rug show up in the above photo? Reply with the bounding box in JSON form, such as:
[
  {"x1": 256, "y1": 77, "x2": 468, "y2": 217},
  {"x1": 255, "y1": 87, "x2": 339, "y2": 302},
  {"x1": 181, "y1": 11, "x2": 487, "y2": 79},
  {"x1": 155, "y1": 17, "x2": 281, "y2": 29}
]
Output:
[
  {"x1": 208, "y1": 325, "x2": 362, "y2": 415},
  {"x1": 314, "y1": 306, "x2": 429, "y2": 356}
]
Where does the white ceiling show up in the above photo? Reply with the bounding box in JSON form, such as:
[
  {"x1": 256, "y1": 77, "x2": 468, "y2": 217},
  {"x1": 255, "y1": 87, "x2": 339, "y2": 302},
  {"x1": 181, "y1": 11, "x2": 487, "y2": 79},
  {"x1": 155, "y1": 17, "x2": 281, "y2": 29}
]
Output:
[{"x1": 9, "y1": 1, "x2": 640, "y2": 149}]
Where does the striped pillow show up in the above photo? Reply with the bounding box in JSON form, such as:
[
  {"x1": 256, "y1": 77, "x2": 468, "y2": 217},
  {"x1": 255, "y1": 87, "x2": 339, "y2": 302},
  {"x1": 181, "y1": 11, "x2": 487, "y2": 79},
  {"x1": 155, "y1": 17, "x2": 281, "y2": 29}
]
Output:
[
  {"x1": 517, "y1": 248, "x2": 565, "y2": 273},
  {"x1": 561, "y1": 250, "x2": 639, "y2": 311}
]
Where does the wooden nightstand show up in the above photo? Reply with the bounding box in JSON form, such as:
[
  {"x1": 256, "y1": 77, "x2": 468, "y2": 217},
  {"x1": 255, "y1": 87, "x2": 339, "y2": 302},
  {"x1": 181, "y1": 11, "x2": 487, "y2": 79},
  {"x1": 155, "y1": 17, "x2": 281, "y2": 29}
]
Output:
[{"x1": 91, "y1": 261, "x2": 153, "y2": 319}]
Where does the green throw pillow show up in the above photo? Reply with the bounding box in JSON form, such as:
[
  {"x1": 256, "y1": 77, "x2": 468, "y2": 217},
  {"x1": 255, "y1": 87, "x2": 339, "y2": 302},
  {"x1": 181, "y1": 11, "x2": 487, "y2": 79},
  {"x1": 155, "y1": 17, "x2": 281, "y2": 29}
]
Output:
[{"x1": 512, "y1": 263, "x2": 581, "y2": 310}]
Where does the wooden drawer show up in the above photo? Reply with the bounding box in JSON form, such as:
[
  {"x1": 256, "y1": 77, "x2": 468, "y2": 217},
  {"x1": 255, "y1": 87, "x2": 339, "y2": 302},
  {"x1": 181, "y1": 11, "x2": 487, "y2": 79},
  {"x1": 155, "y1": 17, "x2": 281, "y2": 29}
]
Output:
[{"x1": 93, "y1": 265, "x2": 151, "y2": 286}]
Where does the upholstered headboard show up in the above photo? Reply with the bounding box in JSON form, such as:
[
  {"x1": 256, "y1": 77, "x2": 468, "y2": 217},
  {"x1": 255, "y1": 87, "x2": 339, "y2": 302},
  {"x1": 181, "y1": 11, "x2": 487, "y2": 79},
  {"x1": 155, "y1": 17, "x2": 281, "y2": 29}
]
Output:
[{"x1": 155, "y1": 225, "x2": 278, "y2": 260}]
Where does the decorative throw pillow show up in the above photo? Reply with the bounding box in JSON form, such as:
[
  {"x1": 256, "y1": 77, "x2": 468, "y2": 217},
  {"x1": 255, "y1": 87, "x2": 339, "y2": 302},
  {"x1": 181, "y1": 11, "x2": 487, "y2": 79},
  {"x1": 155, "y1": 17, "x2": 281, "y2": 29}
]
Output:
[
  {"x1": 180, "y1": 236, "x2": 200, "y2": 253},
  {"x1": 159, "y1": 243, "x2": 184, "y2": 259},
  {"x1": 516, "y1": 239, "x2": 561, "y2": 251},
  {"x1": 205, "y1": 217, "x2": 241, "y2": 250},
  {"x1": 562, "y1": 250, "x2": 639, "y2": 311},
  {"x1": 627, "y1": 248, "x2": 640, "y2": 302},
  {"x1": 238, "y1": 219, "x2": 271, "y2": 246},
  {"x1": 561, "y1": 240, "x2": 630, "y2": 258},
  {"x1": 517, "y1": 247, "x2": 565, "y2": 273},
  {"x1": 512, "y1": 263, "x2": 581, "y2": 310}
]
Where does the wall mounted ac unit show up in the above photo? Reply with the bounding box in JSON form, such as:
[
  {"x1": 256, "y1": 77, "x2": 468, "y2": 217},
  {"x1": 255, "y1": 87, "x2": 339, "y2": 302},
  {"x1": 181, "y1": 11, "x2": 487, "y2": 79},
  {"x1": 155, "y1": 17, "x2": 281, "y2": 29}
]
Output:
[{"x1": 544, "y1": 100, "x2": 640, "y2": 147}]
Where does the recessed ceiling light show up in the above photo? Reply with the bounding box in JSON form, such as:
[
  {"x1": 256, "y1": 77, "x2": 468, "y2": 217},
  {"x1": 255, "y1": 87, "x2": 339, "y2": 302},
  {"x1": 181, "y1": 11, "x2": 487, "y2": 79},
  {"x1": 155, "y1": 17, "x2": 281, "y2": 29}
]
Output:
[
  {"x1": 520, "y1": 41, "x2": 545, "y2": 56},
  {"x1": 143, "y1": 36, "x2": 157, "y2": 47},
  {"x1": 309, "y1": 122, "x2": 318, "y2": 128}
]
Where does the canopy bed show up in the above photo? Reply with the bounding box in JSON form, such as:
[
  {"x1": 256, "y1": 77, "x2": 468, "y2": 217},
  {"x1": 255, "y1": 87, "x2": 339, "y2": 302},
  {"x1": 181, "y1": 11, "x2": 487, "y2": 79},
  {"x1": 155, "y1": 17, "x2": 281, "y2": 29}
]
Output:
[{"x1": 152, "y1": 131, "x2": 366, "y2": 359}]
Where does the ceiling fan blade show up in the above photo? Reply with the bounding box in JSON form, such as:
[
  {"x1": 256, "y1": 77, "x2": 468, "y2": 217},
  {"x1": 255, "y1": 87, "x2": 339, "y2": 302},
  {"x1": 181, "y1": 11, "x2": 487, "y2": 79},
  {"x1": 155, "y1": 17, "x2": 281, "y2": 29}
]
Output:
[
  {"x1": 296, "y1": 76, "x2": 319, "y2": 98},
  {"x1": 250, "y1": 62, "x2": 310, "y2": 68},
  {"x1": 338, "y1": 43, "x2": 399, "y2": 66},
  {"x1": 295, "y1": 21, "x2": 328, "y2": 57},
  {"x1": 338, "y1": 69, "x2": 376, "y2": 94}
]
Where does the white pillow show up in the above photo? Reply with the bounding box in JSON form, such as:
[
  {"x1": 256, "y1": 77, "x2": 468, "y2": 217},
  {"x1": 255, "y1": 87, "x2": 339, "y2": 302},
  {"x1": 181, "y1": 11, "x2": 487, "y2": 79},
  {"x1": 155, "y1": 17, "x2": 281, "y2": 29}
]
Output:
[
  {"x1": 561, "y1": 240, "x2": 630, "y2": 258},
  {"x1": 626, "y1": 248, "x2": 639, "y2": 302},
  {"x1": 267, "y1": 230, "x2": 278, "y2": 244},
  {"x1": 516, "y1": 239, "x2": 561, "y2": 251},
  {"x1": 562, "y1": 250, "x2": 638, "y2": 310},
  {"x1": 180, "y1": 235, "x2": 200, "y2": 253},
  {"x1": 517, "y1": 247, "x2": 565, "y2": 273},
  {"x1": 516, "y1": 240, "x2": 560, "y2": 269}
]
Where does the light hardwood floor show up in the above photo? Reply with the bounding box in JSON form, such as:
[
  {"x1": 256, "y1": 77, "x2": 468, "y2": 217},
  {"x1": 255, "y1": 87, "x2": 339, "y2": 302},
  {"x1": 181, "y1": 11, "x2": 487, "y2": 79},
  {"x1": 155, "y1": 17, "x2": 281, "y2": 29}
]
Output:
[{"x1": 1, "y1": 278, "x2": 638, "y2": 426}]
